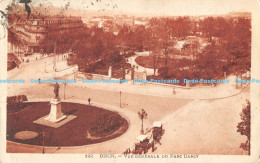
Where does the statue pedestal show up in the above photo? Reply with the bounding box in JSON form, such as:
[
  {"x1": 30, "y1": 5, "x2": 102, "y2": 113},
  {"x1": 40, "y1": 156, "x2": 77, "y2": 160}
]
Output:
[{"x1": 45, "y1": 98, "x2": 67, "y2": 123}]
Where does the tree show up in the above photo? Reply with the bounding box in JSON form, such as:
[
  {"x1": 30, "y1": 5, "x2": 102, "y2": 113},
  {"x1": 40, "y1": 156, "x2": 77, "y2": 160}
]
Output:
[
  {"x1": 173, "y1": 17, "x2": 192, "y2": 37},
  {"x1": 152, "y1": 52, "x2": 160, "y2": 76},
  {"x1": 226, "y1": 18, "x2": 251, "y2": 80},
  {"x1": 195, "y1": 43, "x2": 218, "y2": 79},
  {"x1": 144, "y1": 26, "x2": 160, "y2": 76},
  {"x1": 185, "y1": 39, "x2": 200, "y2": 60},
  {"x1": 199, "y1": 17, "x2": 216, "y2": 43},
  {"x1": 132, "y1": 25, "x2": 147, "y2": 51},
  {"x1": 117, "y1": 25, "x2": 132, "y2": 51},
  {"x1": 237, "y1": 100, "x2": 250, "y2": 154},
  {"x1": 213, "y1": 17, "x2": 232, "y2": 44},
  {"x1": 150, "y1": 18, "x2": 176, "y2": 76}
]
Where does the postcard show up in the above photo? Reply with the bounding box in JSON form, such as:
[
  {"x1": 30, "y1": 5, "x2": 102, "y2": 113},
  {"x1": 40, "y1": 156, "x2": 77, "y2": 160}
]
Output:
[{"x1": 0, "y1": 0, "x2": 259, "y2": 162}]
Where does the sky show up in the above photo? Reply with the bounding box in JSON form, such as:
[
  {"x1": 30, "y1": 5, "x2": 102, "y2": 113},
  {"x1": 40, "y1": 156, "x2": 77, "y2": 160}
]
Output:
[
  {"x1": 1, "y1": 0, "x2": 258, "y2": 16},
  {"x1": 113, "y1": 0, "x2": 256, "y2": 16},
  {"x1": 51, "y1": 0, "x2": 257, "y2": 15}
]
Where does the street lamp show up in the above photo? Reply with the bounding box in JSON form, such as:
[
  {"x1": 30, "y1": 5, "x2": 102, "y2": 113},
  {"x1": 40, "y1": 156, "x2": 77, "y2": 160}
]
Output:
[
  {"x1": 120, "y1": 91, "x2": 122, "y2": 108},
  {"x1": 44, "y1": 61, "x2": 46, "y2": 73},
  {"x1": 73, "y1": 68, "x2": 77, "y2": 80},
  {"x1": 42, "y1": 131, "x2": 45, "y2": 154},
  {"x1": 138, "y1": 108, "x2": 148, "y2": 134},
  {"x1": 64, "y1": 83, "x2": 67, "y2": 100}
]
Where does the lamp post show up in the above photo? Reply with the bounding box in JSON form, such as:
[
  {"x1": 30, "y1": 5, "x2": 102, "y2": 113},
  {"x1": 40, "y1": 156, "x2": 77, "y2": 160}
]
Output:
[
  {"x1": 64, "y1": 83, "x2": 67, "y2": 100},
  {"x1": 42, "y1": 131, "x2": 45, "y2": 154},
  {"x1": 120, "y1": 91, "x2": 122, "y2": 108},
  {"x1": 44, "y1": 61, "x2": 46, "y2": 73},
  {"x1": 73, "y1": 68, "x2": 77, "y2": 80},
  {"x1": 138, "y1": 108, "x2": 148, "y2": 134}
]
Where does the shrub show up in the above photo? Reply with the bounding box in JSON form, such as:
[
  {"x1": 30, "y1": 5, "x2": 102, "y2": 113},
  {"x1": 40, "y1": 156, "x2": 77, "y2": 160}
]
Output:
[
  {"x1": 90, "y1": 113, "x2": 124, "y2": 137},
  {"x1": 7, "y1": 95, "x2": 28, "y2": 111}
]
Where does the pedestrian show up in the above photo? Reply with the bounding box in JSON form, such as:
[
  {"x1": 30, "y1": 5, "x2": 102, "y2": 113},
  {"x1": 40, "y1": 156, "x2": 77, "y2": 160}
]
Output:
[
  {"x1": 88, "y1": 98, "x2": 91, "y2": 105},
  {"x1": 173, "y1": 87, "x2": 176, "y2": 95}
]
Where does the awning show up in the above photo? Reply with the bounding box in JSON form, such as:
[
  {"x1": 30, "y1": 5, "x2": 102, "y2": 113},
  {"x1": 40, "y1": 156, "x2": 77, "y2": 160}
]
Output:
[
  {"x1": 136, "y1": 134, "x2": 149, "y2": 142},
  {"x1": 153, "y1": 121, "x2": 162, "y2": 128}
]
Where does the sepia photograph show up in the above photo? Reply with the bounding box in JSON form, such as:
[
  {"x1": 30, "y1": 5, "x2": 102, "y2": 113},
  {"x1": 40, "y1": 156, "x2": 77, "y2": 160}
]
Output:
[{"x1": 0, "y1": 0, "x2": 259, "y2": 162}]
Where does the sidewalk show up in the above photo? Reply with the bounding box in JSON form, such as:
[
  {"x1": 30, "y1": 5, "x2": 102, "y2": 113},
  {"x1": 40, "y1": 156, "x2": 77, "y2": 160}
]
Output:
[
  {"x1": 65, "y1": 73, "x2": 248, "y2": 100},
  {"x1": 7, "y1": 63, "x2": 24, "y2": 79},
  {"x1": 127, "y1": 51, "x2": 158, "y2": 76}
]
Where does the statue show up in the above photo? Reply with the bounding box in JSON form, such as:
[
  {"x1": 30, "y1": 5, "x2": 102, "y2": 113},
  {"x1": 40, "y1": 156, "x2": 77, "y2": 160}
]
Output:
[
  {"x1": 45, "y1": 82, "x2": 67, "y2": 122},
  {"x1": 54, "y1": 83, "x2": 60, "y2": 99}
]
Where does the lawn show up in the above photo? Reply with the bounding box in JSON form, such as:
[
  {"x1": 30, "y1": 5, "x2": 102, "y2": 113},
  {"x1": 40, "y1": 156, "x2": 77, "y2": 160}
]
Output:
[
  {"x1": 135, "y1": 56, "x2": 192, "y2": 70},
  {"x1": 7, "y1": 102, "x2": 128, "y2": 146},
  {"x1": 135, "y1": 56, "x2": 166, "y2": 69}
]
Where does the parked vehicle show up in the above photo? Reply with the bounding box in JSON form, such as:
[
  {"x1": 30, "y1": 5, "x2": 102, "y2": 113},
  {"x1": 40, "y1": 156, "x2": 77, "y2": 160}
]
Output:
[{"x1": 152, "y1": 121, "x2": 163, "y2": 143}]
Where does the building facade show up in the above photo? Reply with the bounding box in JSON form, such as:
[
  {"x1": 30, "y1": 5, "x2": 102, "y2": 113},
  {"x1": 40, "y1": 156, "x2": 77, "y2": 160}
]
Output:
[{"x1": 9, "y1": 15, "x2": 85, "y2": 54}]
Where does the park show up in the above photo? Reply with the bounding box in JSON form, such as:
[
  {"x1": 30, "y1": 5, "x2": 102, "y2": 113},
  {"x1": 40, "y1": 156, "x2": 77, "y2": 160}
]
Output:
[{"x1": 5, "y1": 5, "x2": 251, "y2": 155}]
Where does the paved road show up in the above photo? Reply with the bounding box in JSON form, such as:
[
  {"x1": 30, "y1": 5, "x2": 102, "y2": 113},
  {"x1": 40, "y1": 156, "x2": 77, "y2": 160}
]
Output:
[
  {"x1": 6, "y1": 56, "x2": 250, "y2": 154},
  {"x1": 127, "y1": 51, "x2": 159, "y2": 76}
]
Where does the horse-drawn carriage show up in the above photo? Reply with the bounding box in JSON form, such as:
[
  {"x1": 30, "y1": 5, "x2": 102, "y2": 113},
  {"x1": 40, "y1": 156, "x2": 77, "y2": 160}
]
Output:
[
  {"x1": 123, "y1": 121, "x2": 163, "y2": 155},
  {"x1": 152, "y1": 121, "x2": 163, "y2": 144},
  {"x1": 131, "y1": 134, "x2": 154, "y2": 154}
]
